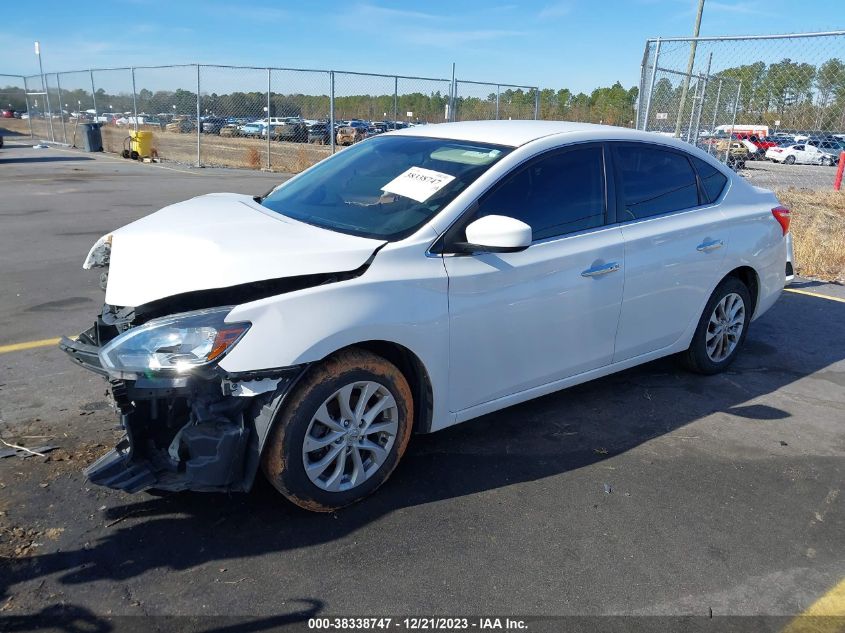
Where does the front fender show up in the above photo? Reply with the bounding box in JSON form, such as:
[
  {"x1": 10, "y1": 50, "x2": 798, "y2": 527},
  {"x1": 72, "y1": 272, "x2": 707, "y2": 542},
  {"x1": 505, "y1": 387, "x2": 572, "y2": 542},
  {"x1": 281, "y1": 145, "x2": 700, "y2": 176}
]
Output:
[{"x1": 219, "y1": 239, "x2": 451, "y2": 429}]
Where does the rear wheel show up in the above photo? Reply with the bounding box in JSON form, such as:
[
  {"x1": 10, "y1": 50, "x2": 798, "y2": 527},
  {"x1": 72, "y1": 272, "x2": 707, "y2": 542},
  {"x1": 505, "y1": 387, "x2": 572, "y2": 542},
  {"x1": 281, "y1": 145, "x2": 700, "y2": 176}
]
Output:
[
  {"x1": 261, "y1": 348, "x2": 413, "y2": 511},
  {"x1": 681, "y1": 277, "x2": 752, "y2": 375},
  {"x1": 785, "y1": 155, "x2": 796, "y2": 165}
]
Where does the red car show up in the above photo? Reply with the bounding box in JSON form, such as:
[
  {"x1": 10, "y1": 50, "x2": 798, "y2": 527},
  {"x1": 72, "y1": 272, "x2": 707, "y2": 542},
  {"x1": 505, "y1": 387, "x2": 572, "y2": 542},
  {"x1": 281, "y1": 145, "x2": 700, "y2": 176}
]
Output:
[
  {"x1": 734, "y1": 132, "x2": 777, "y2": 151},
  {"x1": 1, "y1": 109, "x2": 15, "y2": 118}
]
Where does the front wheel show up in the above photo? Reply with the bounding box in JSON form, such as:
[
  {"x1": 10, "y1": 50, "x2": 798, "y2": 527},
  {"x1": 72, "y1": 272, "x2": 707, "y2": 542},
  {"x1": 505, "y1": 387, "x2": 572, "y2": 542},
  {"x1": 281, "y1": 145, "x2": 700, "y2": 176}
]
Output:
[
  {"x1": 680, "y1": 277, "x2": 752, "y2": 375},
  {"x1": 261, "y1": 348, "x2": 413, "y2": 511}
]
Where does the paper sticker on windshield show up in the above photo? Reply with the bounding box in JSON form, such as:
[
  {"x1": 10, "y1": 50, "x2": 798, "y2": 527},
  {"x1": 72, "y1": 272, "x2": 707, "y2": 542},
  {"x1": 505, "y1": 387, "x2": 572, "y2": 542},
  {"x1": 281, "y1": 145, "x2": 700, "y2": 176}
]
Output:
[{"x1": 381, "y1": 167, "x2": 456, "y2": 203}]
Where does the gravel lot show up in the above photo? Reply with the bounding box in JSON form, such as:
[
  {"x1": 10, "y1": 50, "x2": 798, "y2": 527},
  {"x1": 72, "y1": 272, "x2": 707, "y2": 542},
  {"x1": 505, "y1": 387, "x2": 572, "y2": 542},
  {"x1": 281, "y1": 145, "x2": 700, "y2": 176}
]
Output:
[{"x1": 0, "y1": 141, "x2": 843, "y2": 630}]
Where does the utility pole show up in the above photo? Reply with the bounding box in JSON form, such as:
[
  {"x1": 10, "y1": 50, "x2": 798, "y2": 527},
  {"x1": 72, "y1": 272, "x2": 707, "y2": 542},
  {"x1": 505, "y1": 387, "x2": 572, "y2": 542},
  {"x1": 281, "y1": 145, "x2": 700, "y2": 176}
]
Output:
[{"x1": 674, "y1": 0, "x2": 705, "y2": 138}]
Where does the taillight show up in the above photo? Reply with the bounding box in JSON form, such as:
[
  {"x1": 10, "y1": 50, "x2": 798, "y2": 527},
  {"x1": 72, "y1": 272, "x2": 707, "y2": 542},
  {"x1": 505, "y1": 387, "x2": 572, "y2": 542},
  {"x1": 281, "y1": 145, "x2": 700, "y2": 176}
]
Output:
[{"x1": 772, "y1": 206, "x2": 791, "y2": 235}]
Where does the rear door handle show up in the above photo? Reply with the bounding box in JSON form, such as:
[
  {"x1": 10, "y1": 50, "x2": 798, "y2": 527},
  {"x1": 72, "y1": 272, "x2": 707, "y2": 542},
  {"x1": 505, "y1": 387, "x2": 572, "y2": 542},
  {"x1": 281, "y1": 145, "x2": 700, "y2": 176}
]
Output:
[
  {"x1": 696, "y1": 239, "x2": 724, "y2": 252},
  {"x1": 581, "y1": 262, "x2": 621, "y2": 277}
]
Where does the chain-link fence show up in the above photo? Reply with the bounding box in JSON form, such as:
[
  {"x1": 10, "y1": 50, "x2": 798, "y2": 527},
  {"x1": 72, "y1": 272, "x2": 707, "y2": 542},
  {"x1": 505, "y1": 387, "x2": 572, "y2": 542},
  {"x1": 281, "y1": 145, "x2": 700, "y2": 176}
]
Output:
[
  {"x1": 637, "y1": 31, "x2": 845, "y2": 190},
  {"x1": 0, "y1": 64, "x2": 539, "y2": 172},
  {"x1": 452, "y1": 81, "x2": 539, "y2": 121}
]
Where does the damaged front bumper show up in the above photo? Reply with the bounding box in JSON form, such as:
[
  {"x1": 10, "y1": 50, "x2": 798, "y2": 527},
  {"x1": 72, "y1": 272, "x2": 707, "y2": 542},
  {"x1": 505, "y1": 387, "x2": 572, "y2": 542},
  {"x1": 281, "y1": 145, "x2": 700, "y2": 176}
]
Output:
[{"x1": 60, "y1": 320, "x2": 305, "y2": 494}]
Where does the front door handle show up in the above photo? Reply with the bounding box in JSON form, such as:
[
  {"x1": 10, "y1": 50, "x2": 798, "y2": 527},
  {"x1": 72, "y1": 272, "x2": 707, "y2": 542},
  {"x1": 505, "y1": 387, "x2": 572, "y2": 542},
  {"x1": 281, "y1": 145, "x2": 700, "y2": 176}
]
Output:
[
  {"x1": 581, "y1": 262, "x2": 621, "y2": 277},
  {"x1": 696, "y1": 239, "x2": 724, "y2": 252}
]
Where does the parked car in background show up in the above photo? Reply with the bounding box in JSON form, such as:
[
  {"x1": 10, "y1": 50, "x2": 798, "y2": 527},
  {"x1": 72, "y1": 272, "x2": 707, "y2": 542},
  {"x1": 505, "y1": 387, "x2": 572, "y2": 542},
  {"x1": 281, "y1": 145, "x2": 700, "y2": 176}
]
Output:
[
  {"x1": 307, "y1": 122, "x2": 331, "y2": 145},
  {"x1": 765, "y1": 143, "x2": 827, "y2": 165},
  {"x1": 1, "y1": 109, "x2": 15, "y2": 118},
  {"x1": 140, "y1": 117, "x2": 164, "y2": 129},
  {"x1": 736, "y1": 133, "x2": 777, "y2": 153},
  {"x1": 337, "y1": 121, "x2": 368, "y2": 145},
  {"x1": 219, "y1": 123, "x2": 240, "y2": 137},
  {"x1": 814, "y1": 140, "x2": 845, "y2": 166},
  {"x1": 238, "y1": 121, "x2": 265, "y2": 138},
  {"x1": 715, "y1": 140, "x2": 749, "y2": 169},
  {"x1": 268, "y1": 118, "x2": 308, "y2": 143},
  {"x1": 200, "y1": 117, "x2": 227, "y2": 135},
  {"x1": 166, "y1": 118, "x2": 195, "y2": 134}
]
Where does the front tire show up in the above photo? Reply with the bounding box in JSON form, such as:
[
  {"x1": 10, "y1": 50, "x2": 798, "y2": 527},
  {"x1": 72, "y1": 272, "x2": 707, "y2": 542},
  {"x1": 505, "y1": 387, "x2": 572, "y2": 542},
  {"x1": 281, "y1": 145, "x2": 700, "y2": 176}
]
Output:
[
  {"x1": 681, "y1": 277, "x2": 752, "y2": 375},
  {"x1": 261, "y1": 348, "x2": 413, "y2": 511}
]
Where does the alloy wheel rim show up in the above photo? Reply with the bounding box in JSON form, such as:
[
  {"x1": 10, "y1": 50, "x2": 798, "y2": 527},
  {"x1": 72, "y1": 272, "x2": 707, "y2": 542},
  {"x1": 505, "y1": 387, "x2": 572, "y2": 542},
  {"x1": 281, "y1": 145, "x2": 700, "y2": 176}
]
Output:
[
  {"x1": 706, "y1": 292, "x2": 745, "y2": 363},
  {"x1": 302, "y1": 381, "x2": 398, "y2": 492}
]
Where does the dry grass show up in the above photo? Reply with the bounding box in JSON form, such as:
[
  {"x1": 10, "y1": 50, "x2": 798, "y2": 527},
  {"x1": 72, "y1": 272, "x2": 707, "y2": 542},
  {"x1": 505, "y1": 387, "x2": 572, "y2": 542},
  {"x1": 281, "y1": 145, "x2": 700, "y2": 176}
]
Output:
[
  {"x1": 244, "y1": 147, "x2": 261, "y2": 169},
  {"x1": 3, "y1": 117, "x2": 330, "y2": 172},
  {"x1": 777, "y1": 188, "x2": 845, "y2": 282}
]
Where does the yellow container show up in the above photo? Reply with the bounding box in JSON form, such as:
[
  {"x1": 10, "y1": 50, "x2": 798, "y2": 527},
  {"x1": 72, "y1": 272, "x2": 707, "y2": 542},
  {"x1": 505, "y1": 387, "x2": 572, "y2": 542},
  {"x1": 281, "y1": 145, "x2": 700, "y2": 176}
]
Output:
[{"x1": 130, "y1": 130, "x2": 153, "y2": 157}]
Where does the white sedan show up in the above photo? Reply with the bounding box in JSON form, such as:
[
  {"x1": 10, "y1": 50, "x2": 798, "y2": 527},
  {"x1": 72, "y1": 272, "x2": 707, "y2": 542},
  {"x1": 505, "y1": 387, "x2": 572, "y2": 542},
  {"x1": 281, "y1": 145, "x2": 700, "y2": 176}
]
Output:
[
  {"x1": 765, "y1": 143, "x2": 827, "y2": 165},
  {"x1": 62, "y1": 121, "x2": 789, "y2": 510}
]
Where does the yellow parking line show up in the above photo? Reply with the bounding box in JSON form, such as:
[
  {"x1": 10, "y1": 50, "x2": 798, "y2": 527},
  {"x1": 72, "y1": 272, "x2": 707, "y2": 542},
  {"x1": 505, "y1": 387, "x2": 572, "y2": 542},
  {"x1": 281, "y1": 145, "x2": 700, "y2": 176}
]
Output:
[
  {"x1": 785, "y1": 288, "x2": 845, "y2": 304},
  {"x1": 0, "y1": 337, "x2": 62, "y2": 354},
  {"x1": 781, "y1": 576, "x2": 845, "y2": 633}
]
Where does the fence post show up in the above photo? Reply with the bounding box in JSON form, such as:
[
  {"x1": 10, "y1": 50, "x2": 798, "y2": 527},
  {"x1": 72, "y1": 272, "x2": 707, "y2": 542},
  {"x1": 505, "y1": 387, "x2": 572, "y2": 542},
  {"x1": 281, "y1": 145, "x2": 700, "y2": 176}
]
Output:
[
  {"x1": 329, "y1": 71, "x2": 335, "y2": 155},
  {"x1": 266, "y1": 68, "x2": 272, "y2": 170},
  {"x1": 692, "y1": 53, "x2": 712, "y2": 143},
  {"x1": 534, "y1": 87, "x2": 540, "y2": 120},
  {"x1": 131, "y1": 67, "x2": 138, "y2": 134},
  {"x1": 393, "y1": 76, "x2": 398, "y2": 128},
  {"x1": 22, "y1": 76, "x2": 34, "y2": 139},
  {"x1": 495, "y1": 85, "x2": 500, "y2": 120},
  {"x1": 636, "y1": 39, "x2": 652, "y2": 128},
  {"x1": 711, "y1": 78, "x2": 723, "y2": 133},
  {"x1": 36, "y1": 49, "x2": 56, "y2": 142},
  {"x1": 449, "y1": 63, "x2": 456, "y2": 122},
  {"x1": 686, "y1": 76, "x2": 700, "y2": 143},
  {"x1": 642, "y1": 38, "x2": 661, "y2": 131},
  {"x1": 725, "y1": 83, "x2": 742, "y2": 164},
  {"x1": 89, "y1": 70, "x2": 98, "y2": 118},
  {"x1": 55, "y1": 73, "x2": 68, "y2": 144},
  {"x1": 196, "y1": 64, "x2": 201, "y2": 167}
]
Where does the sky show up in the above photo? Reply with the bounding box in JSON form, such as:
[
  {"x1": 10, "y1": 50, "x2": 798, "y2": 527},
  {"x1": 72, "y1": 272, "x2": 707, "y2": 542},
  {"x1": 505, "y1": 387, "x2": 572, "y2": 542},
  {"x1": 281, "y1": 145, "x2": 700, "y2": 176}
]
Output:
[{"x1": 3, "y1": 0, "x2": 844, "y2": 94}]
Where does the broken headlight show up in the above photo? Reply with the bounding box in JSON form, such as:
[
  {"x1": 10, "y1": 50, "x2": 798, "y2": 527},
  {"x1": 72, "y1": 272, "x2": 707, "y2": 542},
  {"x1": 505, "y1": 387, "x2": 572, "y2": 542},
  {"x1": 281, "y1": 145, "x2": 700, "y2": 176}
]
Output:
[
  {"x1": 99, "y1": 307, "x2": 250, "y2": 376},
  {"x1": 83, "y1": 234, "x2": 112, "y2": 269}
]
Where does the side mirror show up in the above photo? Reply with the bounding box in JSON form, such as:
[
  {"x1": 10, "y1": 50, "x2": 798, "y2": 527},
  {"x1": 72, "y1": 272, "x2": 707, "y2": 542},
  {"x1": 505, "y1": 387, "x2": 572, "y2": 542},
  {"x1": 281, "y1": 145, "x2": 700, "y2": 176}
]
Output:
[{"x1": 454, "y1": 215, "x2": 532, "y2": 254}]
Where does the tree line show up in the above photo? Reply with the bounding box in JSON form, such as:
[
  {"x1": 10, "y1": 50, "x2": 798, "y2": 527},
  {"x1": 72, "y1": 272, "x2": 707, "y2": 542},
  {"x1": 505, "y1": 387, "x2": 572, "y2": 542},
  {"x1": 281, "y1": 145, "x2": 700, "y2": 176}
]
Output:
[
  {"x1": 646, "y1": 57, "x2": 845, "y2": 132},
  {"x1": 0, "y1": 81, "x2": 638, "y2": 126}
]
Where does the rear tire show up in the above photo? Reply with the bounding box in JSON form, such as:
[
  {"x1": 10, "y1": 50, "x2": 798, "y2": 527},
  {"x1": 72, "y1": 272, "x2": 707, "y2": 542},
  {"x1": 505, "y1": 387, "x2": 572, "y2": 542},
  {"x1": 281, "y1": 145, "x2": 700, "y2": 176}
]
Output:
[
  {"x1": 680, "y1": 277, "x2": 752, "y2": 375},
  {"x1": 261, "y1": 348, "x2": 413, "y2": 512},
  {"x1": 785, "y1": 155, "x2": 796, "y2": 165}
]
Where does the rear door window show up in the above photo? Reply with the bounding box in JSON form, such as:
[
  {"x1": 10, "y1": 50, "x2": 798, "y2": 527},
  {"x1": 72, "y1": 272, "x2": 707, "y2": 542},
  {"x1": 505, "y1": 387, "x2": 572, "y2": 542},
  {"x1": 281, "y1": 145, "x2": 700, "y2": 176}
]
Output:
[{"x1": 612, "y1": 144, "x2": 700, "y2": 220}]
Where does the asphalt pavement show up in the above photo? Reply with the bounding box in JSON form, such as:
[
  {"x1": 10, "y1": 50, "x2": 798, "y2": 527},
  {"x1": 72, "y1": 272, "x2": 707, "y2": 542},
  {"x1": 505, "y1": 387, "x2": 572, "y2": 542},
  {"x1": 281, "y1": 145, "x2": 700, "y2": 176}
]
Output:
[{"x1": 0, "y1": 140, "x2": 843, "y2": 628}]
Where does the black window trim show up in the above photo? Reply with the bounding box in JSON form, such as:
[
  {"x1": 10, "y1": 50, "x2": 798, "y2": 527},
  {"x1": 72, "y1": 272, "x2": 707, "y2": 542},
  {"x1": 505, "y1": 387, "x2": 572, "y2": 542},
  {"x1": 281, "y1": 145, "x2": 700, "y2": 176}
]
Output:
[
  {"x1": 433, "y1": 141, "x2": 614, "y2": 255},
  {"x1": 608, "y1": 140, "x2": 729, "y2": 224}
]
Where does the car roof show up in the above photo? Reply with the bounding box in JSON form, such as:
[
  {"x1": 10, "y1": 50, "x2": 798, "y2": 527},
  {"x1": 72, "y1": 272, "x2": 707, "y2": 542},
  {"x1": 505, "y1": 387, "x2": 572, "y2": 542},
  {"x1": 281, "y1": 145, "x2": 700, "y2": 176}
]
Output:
[{"x1": 384, "y1": 119, "x2": 699, "y2": 149}]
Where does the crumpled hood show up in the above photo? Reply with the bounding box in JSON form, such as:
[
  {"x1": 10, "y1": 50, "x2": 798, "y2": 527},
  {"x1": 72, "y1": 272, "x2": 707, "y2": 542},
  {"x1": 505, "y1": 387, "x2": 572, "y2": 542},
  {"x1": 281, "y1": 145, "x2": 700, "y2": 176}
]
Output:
[{"x1": 104, "y1": 193, "x2": 385, "y2": 307}]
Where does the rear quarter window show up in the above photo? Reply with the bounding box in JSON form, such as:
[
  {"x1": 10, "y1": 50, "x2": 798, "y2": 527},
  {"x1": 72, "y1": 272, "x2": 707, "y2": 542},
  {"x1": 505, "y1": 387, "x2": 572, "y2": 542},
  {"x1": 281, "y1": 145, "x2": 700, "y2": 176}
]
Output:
[{"x1": 691, "y1": 156, "x2": 728, "y2": 203}]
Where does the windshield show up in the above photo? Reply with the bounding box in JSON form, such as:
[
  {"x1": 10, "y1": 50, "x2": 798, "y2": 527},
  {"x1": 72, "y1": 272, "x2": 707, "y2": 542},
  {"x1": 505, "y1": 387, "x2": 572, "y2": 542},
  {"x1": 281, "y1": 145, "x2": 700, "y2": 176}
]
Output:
[{"x1": 261, "y1": 135, "x2": 512, "y2": 240}]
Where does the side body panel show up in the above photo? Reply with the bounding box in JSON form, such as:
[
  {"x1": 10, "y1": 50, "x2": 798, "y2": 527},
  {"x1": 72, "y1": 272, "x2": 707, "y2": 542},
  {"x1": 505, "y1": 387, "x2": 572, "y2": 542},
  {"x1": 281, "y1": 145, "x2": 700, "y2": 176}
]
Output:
[
  {"x1": 614, "y1": 204, "x2": 728, "y2": 362},
  {"x1": 445, "y1": 226, "x2": 625, "y2": 411}
]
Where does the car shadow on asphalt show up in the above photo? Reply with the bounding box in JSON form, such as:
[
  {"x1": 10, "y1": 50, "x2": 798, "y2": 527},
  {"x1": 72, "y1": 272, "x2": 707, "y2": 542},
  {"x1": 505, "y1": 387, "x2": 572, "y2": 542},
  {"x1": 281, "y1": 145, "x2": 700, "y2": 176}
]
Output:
[
  {"x1": 2, "y1": 291, "x2": 844, "y2": 625},
  {"x1": 0, "y1": 601, "x2": 325, "y2": 632}
]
